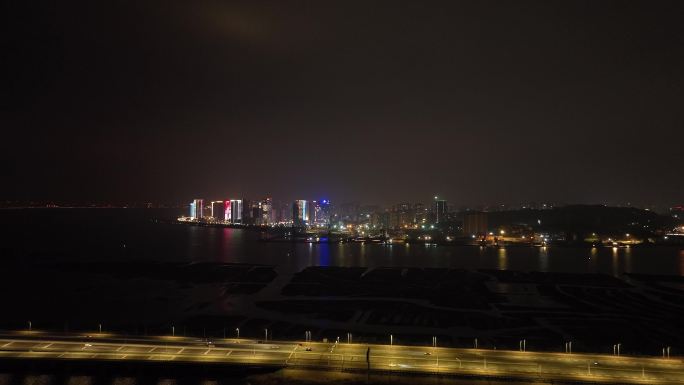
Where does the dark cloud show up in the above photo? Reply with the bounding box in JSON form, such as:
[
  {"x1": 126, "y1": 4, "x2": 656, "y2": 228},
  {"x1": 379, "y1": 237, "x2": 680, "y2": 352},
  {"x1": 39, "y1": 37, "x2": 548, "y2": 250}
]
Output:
[{"x1": 4, "y1": 0, "x2": 684, "y2": 206}]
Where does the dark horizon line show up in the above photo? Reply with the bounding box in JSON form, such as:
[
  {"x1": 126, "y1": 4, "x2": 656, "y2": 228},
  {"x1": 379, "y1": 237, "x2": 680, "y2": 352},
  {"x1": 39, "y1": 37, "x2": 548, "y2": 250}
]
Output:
[{"x1": 1, "y1": 200, "x2": 682, "y2": 212}]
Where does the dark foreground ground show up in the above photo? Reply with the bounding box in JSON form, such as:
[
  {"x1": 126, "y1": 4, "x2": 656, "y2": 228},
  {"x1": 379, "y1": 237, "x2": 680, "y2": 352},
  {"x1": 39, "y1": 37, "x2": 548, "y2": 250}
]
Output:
[{"x1": 2, "y1": 259, "x2": 683, "y2": 356}]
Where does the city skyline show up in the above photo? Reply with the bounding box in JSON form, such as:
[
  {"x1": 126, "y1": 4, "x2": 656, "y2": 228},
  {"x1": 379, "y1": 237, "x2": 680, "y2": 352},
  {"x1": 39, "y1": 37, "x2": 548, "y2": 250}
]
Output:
[{"x1": 1, "y1": 196, "x2": 681, "y2": 214}]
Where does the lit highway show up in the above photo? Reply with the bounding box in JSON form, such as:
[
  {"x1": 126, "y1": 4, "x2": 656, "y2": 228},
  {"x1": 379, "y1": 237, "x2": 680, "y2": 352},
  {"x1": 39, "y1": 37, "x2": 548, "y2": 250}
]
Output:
[{"x1": 1, "y1": 332, "x2": 683, "y2": 384}]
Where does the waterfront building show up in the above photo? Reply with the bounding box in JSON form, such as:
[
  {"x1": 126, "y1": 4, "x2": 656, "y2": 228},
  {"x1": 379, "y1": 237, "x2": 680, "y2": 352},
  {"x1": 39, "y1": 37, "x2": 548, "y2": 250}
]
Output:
[
  {"x1": 414, "y1": 203, "x2": 427, "y2": 224},
  {"x1": 224, "y1": 200, "x2": 231, "y2": 221},
  {"x1": 230, "y1": 199, "x2": 243, "y2": 223},
  {"x1": 312, "y1": 199, "x2": 331, "y2": 227},
  {"x1": 293, "y1": 199, "x2": 309, "y2": 227},
  {"x1": 190, "y1": 199, "x2": 204, "y2": 219},
  {"x1": 259, "y1": 198, "x2": 272, "y2": 225},
  {"x1": 388, "y1": 202, "x2": 419, "y2": 229}
]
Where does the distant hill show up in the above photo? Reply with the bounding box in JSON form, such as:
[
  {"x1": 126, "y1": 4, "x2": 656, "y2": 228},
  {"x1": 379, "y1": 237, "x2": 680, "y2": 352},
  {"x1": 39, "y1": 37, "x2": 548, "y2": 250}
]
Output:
[{"x1": 487, "y1": 205, "x2": 674, "y2": 239}]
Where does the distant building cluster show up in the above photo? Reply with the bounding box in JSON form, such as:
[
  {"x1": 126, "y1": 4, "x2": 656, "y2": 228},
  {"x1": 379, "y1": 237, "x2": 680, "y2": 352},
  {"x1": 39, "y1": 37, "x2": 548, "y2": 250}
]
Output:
[
  {"x1": 182, "y1": 197, "x2": 334, "y2": 228},
  {"x1": 179, "y1": 197, "x2": 683, "y2": 246},
  {"x1": 181, "y1": 196, "x2": 451, "y2": 231}
]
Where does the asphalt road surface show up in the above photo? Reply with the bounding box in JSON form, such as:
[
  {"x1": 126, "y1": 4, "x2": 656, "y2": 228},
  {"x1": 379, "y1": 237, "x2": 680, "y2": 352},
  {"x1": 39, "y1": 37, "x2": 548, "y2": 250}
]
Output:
[{"x1": 1, "y1": 332, "x2": 682, "y2": 384}]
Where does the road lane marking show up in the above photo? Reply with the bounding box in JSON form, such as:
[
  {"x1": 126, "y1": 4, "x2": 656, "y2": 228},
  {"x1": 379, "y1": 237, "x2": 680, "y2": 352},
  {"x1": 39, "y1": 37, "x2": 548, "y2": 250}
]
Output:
[
  {"x1": 178, "y1": 347, "x2": 185, "y2": 354},
  {"x1": 149, "y1": 347, "x2": 156, "y2": 353},
  {"x1": 43, "y1": 343, "x2": 53, "y2": 348},
  {"x1": 1, "y1": 336, "x2": 684, "y2": 383}
]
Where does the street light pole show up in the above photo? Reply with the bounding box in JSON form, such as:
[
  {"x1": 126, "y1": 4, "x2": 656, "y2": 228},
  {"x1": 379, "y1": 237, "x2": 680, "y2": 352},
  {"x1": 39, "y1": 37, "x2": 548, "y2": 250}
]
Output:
[
  {"x1": 390, "y1": 334, "x2": 393, "y2": 346},
  {"x1": 172, "y1": 326, "x2": 175, "y2": 337}
]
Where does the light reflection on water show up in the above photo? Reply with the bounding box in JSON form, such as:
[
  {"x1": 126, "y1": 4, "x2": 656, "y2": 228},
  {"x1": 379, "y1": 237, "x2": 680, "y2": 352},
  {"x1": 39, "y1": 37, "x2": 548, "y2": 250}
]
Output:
[
  {"x1": 255, "y1": 240, "x2": 682, "y2": 277},
  {"x1": 588, "y1": 247, "x2": 598, "y2": 273},
  {"x1": 1, "y1": 209, "x2": 682, "y2": 277},
  {"x1": 497, "y1": 247, "x2": 508, "y2": 270},
  {"x1": 624, "y1": 246, "x2": 633, "y2": 272},
  {"x1": 538, "y1": 246, "x2": 549, "y2": 272}
]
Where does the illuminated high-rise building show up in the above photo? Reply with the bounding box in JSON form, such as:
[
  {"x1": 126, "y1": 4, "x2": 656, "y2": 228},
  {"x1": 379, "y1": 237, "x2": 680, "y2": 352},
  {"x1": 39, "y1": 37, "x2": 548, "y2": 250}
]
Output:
[
  {"x1": 224, "y1": 200, "x2": 231, "y2": 222},
  {"x1": 292, "y1": 200, "x2": 309, "y2": 227},
  {"x1": 230, "y1": 199, "x2": 243, "y2": 223},
  {"x1": 190, "y1": 199, "x2": 204, "y2": 219},
  {"x1": 434, "y1": 197, "x2": 447, "y2": 223},
  {"x1": 259, "y1": 198, "x2": 272, "y2": 225},
  {"x1": 390, "y1": 202, "x2": 413, "y2": 228},
  {"x1": 312, "y1": 199, "x2": 331, "y2": 227}
]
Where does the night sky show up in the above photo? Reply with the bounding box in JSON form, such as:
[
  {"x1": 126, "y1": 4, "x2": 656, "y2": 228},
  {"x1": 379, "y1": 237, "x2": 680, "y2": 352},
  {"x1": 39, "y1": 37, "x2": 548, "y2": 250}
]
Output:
[{"x1": 4, "y1": 1, "x2": 684, "y2": 206}]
